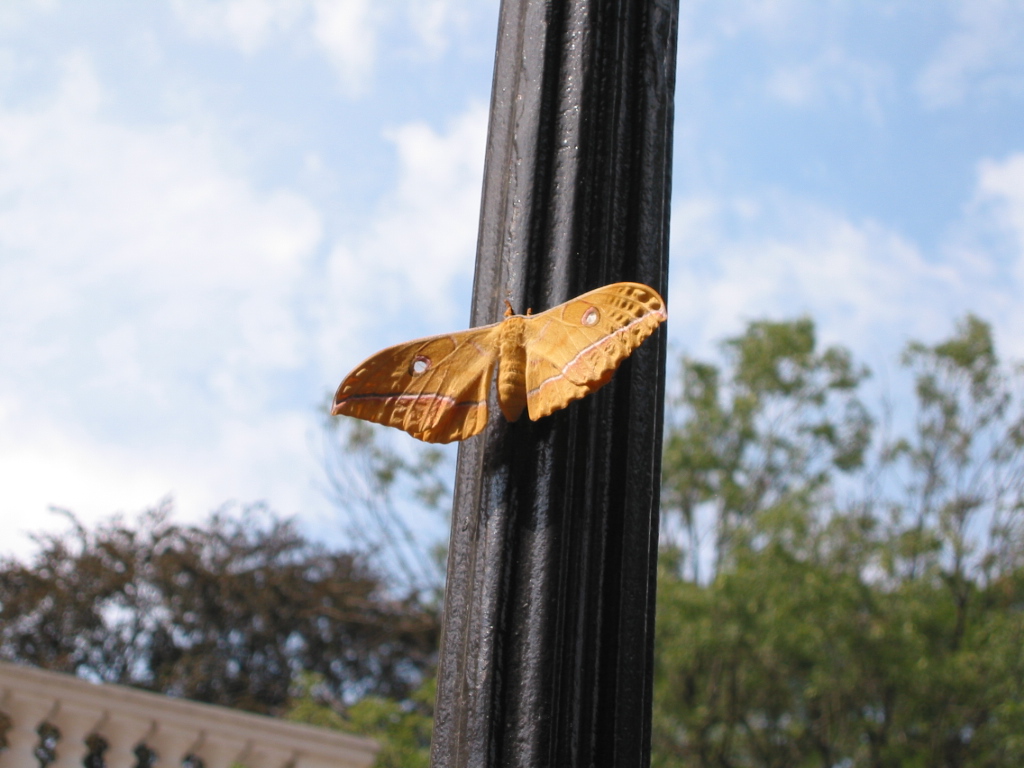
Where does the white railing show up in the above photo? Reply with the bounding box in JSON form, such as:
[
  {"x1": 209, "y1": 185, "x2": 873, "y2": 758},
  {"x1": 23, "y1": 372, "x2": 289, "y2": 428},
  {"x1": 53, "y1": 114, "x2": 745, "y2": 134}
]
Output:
[{"x1": 0, "y1": 661, "x2": 379, "y2": 768}]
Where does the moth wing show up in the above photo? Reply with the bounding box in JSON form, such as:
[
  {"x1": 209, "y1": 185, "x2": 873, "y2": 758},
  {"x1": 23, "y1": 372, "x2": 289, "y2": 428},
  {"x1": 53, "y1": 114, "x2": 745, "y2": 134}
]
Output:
[
  {"x1": 523, "y1": 282, "x2": 666, "y2": 420},
  {"x1": 332, "y1": 323, "x2": 502, "y2": 443}
]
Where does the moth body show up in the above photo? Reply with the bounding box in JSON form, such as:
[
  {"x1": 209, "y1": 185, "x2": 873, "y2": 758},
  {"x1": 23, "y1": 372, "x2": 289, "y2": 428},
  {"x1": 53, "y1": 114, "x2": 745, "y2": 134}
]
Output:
[{"x1": 497, "y1": 315, "x2": 528, "y2": 422}]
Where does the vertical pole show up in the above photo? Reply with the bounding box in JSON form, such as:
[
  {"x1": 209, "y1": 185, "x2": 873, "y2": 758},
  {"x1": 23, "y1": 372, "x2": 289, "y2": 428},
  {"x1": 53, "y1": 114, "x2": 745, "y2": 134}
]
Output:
[{"x1": 431, "y1": 0, "x2": 677, "y2": 765}]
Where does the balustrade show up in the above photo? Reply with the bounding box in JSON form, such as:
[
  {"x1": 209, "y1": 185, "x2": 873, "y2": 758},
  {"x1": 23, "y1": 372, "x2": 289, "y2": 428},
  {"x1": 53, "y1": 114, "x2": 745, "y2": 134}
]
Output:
[{"x1": 0, "y1": 662, "x2": 377, "y2": 768}]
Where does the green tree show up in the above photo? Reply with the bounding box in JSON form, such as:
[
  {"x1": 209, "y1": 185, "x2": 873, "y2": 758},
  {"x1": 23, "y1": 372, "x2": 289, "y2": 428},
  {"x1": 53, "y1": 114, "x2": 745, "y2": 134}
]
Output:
[
  {"x1": 883, "y1": 314, "x2": 1024, "y2": 585},
  {"x1": 323, "y1": 415, "x2": 452, "y2": 597},
  {"x1": 661, "y1": 317, "x2": 872, "y2": 580},
  {"x1": 654, "y1": 315, "x2": 1024, "y2": 768},
  {"x1": 0, "y1": 502, "x2": 438, "y2": 715},
  {"x1": 287, "y1": 672, "x2": 435, "y2": 768}
]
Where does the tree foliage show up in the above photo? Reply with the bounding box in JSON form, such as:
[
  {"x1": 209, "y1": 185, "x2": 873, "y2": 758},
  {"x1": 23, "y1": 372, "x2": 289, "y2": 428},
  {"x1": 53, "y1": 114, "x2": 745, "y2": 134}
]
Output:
[
  {"x1": 4, "y1": 314, "x2": 1022, "y2": 766},
  {"x1": 0, "y1": 502, "x2": 438, "y2": 715},
  {"x1": 662, "y1": 318, "x2": 872, "y2": 580},
  {"x1": 322, "y1": 416, "x2": 452, "y2": 596},
  {"x1": 655, "y1": 315, "x2": 1024, "y2": 767},
  {"x1": 287, "y1": 672, "x2": 435, "y2": 768}
]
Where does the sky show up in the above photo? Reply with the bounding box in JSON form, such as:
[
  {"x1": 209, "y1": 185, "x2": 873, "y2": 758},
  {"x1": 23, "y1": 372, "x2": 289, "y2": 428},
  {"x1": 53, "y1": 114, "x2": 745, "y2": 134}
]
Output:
[{"x1": 1, "y1": 0, "x2": 1023, "y2": 557}]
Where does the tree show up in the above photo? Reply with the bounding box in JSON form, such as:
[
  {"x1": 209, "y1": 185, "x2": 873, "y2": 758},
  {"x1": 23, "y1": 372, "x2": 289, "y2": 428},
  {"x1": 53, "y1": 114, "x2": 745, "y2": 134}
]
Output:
[
  {"x1": 661, "y1": 317, "x2": 872, "y2": 580},
  {"x1": 322, "y1": 415, "x2": 453, "y2": 597},
  {"x1": 883, "y1": 314, "x2": 1024, "y2": 585},
  {"x1": 0, "y1": 502, "x2": 438, "y2": 715},
  {"x1": 654, "y1": 315, "x2": 1024, "y2": 768},
  {"x1": 287, "y1": 672, "x2": 435, "y2": 768}
]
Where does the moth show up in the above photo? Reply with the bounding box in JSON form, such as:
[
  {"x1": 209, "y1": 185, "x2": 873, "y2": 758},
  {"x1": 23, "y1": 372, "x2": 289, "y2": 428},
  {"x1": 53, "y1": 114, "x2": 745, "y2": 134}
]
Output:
[{"x1": 332, "y1": 281, "x2": 666, "y2": 443}]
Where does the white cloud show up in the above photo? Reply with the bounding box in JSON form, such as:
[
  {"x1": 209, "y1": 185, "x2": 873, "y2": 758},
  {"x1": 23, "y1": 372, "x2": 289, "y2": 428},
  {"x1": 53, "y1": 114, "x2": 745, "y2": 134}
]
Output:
[
  {"x1": 949, "y1": 152, "x2": 1024, "y2": 358},
  {"x1": 0, "y1": 0, "x2": 56, "y2": 29},
  {"x1": 766, "y1": 47, "x2": 891, "y2": 118},
  {"x1": 666, "y1": 174, "x2": 1024, "y2": 369},
  {"x1": 0, "y1": 50, "x2": 488, "y2": 557},
  {"x1": 668, "y1": 144, "x2": 1024, "y2": 375},
  {"x1": 0, "y1": 426, "x2": 173, "y2": 550},
  {"x1": 169, "y1": 0, "x2": 305, "y2": 54},
  {"x1": 675, "y1": 0, "x2": 795, "y2": 80},
  {"x1": 377, "y1": 103, "x2": 487, "y2": 304},
  {"x1": 407, "y1": 0, "x2": 471, "y2": 57},
  {"x1": 918, "y1": 0, "x2": 1024, "y2": 108},
  {"x1": 675, "y1": 2, "x2": 895, "y2": 121},
  {"x1": 0, "y1": 53, "x2": 324, "y2": 550},
  {"x1": 310, "y1": 0, "x2": 379, "y2": 94},
  {"x1": 318, "y1": 101, "x2": 487, "y2": 367},
  {"x1": 170, "y1": 0, "x2": 478, "y2": 95},
  {"x1": 682, "y1": 0, "x2": 805, "y2": 43},
  {"x1": 975, "y1": 153, "x2": 1024, "y2": 258}
]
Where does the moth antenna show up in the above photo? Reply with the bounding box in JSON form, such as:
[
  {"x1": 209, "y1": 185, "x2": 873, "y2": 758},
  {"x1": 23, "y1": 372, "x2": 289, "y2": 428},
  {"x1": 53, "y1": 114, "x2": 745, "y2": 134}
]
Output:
[
  {"x1": 526, "y1": 308, "x2": 533, "y2": 316},
  {"x1": 504, "y1": 299, "x2": 515, "y2": 317}
]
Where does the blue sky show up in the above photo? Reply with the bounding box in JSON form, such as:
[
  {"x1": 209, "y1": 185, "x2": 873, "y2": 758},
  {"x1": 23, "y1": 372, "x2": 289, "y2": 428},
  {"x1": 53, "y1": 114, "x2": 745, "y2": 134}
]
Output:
[{"x1": 1, "y1": 0, "x2": 1023, "y2": 555}]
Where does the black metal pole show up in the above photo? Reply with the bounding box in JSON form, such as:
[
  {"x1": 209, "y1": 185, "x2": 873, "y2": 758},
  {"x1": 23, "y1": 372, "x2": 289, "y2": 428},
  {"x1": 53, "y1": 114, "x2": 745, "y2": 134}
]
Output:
[{"x1": 431, "y1": 0, "x2": 677, "y2": 765}]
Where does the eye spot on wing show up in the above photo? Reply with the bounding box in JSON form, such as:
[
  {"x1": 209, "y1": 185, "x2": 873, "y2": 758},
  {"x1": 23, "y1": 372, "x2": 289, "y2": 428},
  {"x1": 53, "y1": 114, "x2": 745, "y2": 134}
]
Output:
[
  {"x1": 409, "y1": 355, "x2": 431, "y2": 376},
  {"x1": 582, "y1": 307, "x2": 600, "y2": 326}
]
